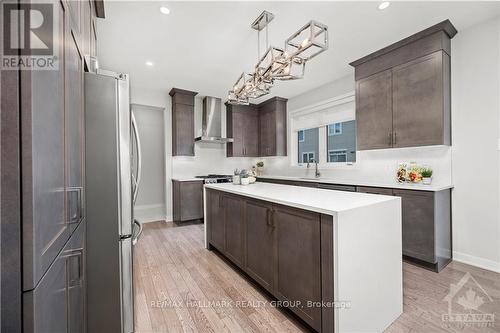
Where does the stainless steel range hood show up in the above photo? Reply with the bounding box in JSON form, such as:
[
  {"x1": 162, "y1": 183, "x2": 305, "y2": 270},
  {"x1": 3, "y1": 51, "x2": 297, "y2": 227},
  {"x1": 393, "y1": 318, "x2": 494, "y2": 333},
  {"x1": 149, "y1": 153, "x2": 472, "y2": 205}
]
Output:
[{"x1": 195, "y1": 96, "x2": 234, "y2": 143}]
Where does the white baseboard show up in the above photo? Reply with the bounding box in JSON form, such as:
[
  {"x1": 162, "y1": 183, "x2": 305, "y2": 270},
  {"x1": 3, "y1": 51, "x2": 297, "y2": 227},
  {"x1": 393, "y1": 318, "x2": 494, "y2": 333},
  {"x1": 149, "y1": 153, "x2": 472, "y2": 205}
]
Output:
[
  {"x1": 134, "y1": 204, "x2": 166, "y2": 223},
  {"x1": 453, "y1": 251, "x2": 500, "y2": 273}
]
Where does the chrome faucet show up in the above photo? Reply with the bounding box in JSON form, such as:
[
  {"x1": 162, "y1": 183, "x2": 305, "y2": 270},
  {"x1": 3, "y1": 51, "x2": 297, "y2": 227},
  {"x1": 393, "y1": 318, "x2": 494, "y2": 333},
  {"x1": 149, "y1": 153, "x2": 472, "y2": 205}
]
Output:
[{"x1": 307, "y1": 159, "x2": 321, "y2": 178}]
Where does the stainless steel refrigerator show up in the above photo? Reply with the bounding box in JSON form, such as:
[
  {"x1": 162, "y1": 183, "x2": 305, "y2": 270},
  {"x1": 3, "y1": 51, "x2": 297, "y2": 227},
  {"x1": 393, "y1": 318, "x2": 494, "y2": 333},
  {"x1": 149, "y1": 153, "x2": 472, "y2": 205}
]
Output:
[{"x1": 85, "y1": 69, "x2": 142, "y2": 333}]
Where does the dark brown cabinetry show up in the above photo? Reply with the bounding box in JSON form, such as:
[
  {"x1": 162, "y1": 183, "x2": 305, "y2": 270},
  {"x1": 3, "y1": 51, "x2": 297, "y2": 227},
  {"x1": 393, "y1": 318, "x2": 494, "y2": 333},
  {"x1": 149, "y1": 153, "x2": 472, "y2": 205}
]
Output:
[
  {"x1": 244, "y1": 199, "x2": 274, "y2": 292},
  {"x1": 223, "y1": 195, "x2": 244, "y2": 266},
  {"x1": 226, "y1": 96, "x2": 287, "y2": 157},
  {"x1": 226, "y1": 104, "x2": 259, "y2": 157},
  {"x1": 274, "y1": 206, "x2": 322, "y2": 331},
  {"x1": 350, "y1": 20, "x2": 456, "y2": 150},
  {"x1": 259, "y1": 97, "x2": 287, "y2": 156},
  {"x1": 356, "y1": 186, "x2": 394, "y2": 196},
  {"x1": 23, "y1": 221, "x2": 86, "y2": 333},
  {"x1": 392, "y1": 51, "x2": 450, "y2": 147},
  {"x1": 172, "y1": 180, "x2": 204, "y2": 222},
  {"x1": 170, "y1": 88, "x2": 198, "y2": 156},
  {"x1": 355, "y1": 70, "x2": 393, "y2": 150},
  {"x1": 207, "y1": 189, "x2": 225, "y2": 251},
  {"x1": 393, "y1": 189, "x2": 451, "y2": 271},
  {"x1": 206, "y1": 189, "x2": 331, "y2": 331},
  {"x1": 2, "y1": 0, "x2": 101, "y2": 330}
]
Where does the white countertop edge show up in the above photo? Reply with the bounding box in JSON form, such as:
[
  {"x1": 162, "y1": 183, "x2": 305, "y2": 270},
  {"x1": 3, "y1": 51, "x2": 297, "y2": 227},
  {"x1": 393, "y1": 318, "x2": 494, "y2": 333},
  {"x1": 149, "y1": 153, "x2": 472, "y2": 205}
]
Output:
[
  {"x1": 257, "y1": 175, "x2": 453, "y2": 192},
  {"x1": 204, "y1": 183, "x2": 399, "y2": 215}
]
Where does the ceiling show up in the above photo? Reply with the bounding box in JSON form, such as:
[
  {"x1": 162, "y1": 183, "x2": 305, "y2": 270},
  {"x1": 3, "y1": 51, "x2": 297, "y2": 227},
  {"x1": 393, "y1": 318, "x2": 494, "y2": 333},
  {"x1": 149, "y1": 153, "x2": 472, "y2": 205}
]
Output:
[{"x1": 97, "y1": 1, "x2": 500, "y2": 102}]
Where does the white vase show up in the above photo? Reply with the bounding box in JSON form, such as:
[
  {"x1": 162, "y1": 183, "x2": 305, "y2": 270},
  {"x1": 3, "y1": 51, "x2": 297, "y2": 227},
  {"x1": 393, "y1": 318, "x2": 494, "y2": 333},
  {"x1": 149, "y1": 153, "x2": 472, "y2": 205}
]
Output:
[
  {"x1": 232, "y1": 175, "x2": 240, "y2": 185},
  {"x1": 240, "y1": 177, "x2": 250, "y2": 185},
  {"x1": 422, "y1": 177, "x2": 432, "y2": 185}
]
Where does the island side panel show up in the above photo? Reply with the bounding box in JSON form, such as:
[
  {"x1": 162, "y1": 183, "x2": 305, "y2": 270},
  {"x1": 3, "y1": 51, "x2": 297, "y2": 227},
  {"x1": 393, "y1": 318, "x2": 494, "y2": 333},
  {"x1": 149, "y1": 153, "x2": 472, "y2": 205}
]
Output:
[
  {"x1": 204, "y1": 186, "x2": 209, "y2": 249},
  {"x1": 336, "y1": 198, "x2": 403, "y2": 333},
  {"x1": 321, "y1": 214, "x2": 335, "y2": 333}
]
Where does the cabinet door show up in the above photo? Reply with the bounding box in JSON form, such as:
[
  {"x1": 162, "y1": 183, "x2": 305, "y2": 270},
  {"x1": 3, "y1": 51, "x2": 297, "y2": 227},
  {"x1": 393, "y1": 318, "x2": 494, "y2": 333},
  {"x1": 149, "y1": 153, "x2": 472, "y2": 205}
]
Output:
[
  {"x1": 67, "y1": 222, "x2": 86, "y2": 333},
  {"x1": 244, "y1": 199, "x2": 274, "y2": 292},
  {"x1": 172, "y1": 103, "x2": 194, "y2": 156},
  {"x1": 22, "y1": 0, "x2": 69, "y2": 290},
  {"x1": 244, "y1": 112, "x2": 259, "y2": 157},
  {"x1": 23, "y1": 247, "x2": 68, "y2": 333},
  {"x1": 65, "y1": 27, "x2": 84, "y2": 234},
  {"x1": 356, "y1": 69, "x2": 393, "y2": 150},
  {"x1": 224, "y1": 195, "x2": 244, "y2": 266},
  {"x1": 392, "y1": 51, "x2": 445, "y2": 147},
  {"x1": 273, "y1": 205, "x2": 321, "y2": 331},
  {"x1": 259, "y1": 110, "x2": 272, "y2": 156},
  {"x1": 179, "y1": 181, "x2": 203, "y2": 221},
  {"x1": 230, "y1": 111, "x2": 245, "y2": 156},
  {"x1": 393, "y1": 190, "x2": 435, "y2": 263},
  {"x1": 208, "y1": 190, "x2": 225, "y2": 251}
]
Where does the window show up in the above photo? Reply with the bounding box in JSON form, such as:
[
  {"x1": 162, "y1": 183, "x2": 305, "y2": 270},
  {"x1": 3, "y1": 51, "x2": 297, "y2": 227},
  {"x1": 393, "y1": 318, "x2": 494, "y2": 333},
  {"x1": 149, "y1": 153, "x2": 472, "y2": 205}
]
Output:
[
  {"x1": 301, "y1": 152, "x2": 315, "y2": 163},
  {"x1": 326, "y1": 120, "x2": 356, "y2": 163},
  {"x1": 297, "y1": 127, "x2": 319, "y2": 164},
  {"x1": 298, "y1": 130, "x2": 305, "y2": 142},
  {"x1": 328, "y1": 123, "x2": 342, "y2": 136},
  {"x1": 328, "y1": 150, "x2": 347, "y2": 162}
]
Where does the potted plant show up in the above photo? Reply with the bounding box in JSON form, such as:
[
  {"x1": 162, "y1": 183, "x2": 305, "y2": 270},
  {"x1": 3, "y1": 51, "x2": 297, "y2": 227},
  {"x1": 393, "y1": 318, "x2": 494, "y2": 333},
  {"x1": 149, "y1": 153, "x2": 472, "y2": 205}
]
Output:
[
  {"x1": 240, "y1": 172, "x2": 250, "y2": 185},
  {"x1": 256, "y1": 161, "x2": 264, "y2": 176},
  {"x1": 421, "y1": 168, "x2": 433, "y2": 185},
  {"x1": 233, "y1": 169, "x2": 241, "y2": 185}
]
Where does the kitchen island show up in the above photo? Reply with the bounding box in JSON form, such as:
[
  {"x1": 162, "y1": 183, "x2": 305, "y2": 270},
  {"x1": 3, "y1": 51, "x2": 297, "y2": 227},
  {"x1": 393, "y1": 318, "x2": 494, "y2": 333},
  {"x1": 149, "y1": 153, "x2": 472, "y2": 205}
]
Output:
[{"x1": 203, "y1": 182, "x2": 402, "y2": 333}]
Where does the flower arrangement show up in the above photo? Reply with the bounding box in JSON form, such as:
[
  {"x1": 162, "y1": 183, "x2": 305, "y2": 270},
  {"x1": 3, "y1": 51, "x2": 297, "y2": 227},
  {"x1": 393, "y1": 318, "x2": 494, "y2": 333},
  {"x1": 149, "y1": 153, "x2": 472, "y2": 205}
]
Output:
[{"x1": 396, "y1": 163, "x2": 433, "y2": 185}]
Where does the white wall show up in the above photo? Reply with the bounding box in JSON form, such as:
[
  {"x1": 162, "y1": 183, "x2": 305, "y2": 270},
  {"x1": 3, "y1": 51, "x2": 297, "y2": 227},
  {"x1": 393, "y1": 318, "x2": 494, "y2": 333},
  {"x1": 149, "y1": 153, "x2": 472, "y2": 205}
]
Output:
[
  {"x1": 132, "y1": 104, "x2": 166, "y2": 222},
  {"x1": 451, "y1": 17, "x2": 500, "y2": 272}
]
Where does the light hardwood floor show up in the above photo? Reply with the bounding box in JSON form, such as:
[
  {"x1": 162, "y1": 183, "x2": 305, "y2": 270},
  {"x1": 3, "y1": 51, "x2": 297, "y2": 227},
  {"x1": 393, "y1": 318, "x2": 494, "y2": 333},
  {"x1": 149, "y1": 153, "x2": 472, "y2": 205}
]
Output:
[{"x1": 134, "y1": 221, "x2": 500, "y2": 333}]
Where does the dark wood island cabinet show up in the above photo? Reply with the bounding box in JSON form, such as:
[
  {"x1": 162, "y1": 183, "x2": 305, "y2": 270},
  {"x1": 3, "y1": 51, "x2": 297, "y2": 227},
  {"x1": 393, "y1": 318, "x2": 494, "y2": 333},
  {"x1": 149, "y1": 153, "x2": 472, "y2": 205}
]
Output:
[{"x1": 206, "y1": 188, "x2": 332, "y2": 332}]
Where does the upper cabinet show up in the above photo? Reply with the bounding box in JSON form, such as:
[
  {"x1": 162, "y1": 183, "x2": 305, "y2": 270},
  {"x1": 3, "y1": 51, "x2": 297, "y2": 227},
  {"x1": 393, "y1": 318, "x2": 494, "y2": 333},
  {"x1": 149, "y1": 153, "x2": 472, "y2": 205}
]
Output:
[
  {"x1": 226, "y1": 96, "x2": 288, "y2": 157},
  {"x1": 350, "y1": 20, "x2": 456, "y2": 150},
  {"x1": 226, "y1": 104, "x2": 259, "y2": 157},
  {"x1": 259, "y1": 97, "x2": 287, "y2": 157},
  {"x1": 170, "y1": 88, "x2": 198, "y2": 156}
]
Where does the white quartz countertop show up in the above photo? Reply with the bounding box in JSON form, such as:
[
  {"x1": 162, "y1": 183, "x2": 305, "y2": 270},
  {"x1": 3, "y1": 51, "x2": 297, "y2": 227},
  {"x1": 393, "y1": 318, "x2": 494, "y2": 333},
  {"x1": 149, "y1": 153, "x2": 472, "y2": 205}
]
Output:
[
  {"x1": 257, "y1": 175, "x2": 453, "y2": 192},
  {"x1": 204, "y1": 182, "x2": 399, "y2": 215}
]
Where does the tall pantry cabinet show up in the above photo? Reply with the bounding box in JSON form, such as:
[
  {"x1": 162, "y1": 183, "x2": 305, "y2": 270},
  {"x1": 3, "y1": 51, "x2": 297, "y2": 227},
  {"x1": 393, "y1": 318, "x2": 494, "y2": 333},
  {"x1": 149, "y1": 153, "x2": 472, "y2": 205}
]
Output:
[{"x1": 0, "y1": 0, "x2": 103, "y2": 331}]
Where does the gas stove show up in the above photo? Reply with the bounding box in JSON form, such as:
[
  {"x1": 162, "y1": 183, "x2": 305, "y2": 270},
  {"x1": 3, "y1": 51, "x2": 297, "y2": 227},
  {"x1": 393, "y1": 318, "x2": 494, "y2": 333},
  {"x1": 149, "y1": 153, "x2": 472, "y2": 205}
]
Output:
[{"x1": 195, "y1": 174, "x2": 233, "y2": 184}]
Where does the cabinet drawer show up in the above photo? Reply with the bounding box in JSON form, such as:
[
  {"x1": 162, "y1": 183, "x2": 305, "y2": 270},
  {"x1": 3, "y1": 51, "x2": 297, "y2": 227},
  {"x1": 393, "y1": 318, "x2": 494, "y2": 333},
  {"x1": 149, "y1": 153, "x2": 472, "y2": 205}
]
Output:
[
  {"x1": 318, "y1": 183, "x2": 356, "y2": 192},
  {"x1": 357, "y1": 186, "x2": 394, "y2": 196}
]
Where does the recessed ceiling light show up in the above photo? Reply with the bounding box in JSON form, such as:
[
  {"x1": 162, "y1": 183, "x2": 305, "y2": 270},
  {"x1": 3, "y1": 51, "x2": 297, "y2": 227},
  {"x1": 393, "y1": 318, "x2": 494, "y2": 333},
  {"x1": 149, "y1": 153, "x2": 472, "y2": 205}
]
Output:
[
  {"x1": 378, "y1": 1, "x2": 391, "y2": 10},
  {"x1": 159, "y1": 6, "x2": 170, "y2": 15},
  {"x1": 145, "y1": 61, "x2": 154, "y2": 66}
]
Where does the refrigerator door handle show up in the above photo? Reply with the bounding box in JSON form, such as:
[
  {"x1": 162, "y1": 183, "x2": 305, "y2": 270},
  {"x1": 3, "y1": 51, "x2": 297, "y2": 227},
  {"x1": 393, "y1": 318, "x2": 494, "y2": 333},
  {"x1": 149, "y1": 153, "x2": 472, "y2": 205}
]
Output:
[
  {"x1": 132, "y1": 219, "x2": 143, "y2": 246},
  {"x1": 131, "y1": 113, "x2": 142, "y2": 204}
]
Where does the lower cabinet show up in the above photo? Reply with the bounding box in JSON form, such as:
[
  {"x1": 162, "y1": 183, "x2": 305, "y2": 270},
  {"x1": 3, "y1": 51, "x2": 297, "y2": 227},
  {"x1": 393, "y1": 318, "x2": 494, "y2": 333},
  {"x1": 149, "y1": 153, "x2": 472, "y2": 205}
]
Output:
[
  {"x1": 172, "y1": 180, "x2": 204, "y2": 222},
  {"x1": 207, "y1": 189, "x2": 225, "y2": 251},
  {"x1": 273, "y1": 206, "x2": 322, "y2": 331},
  {"x1": 244, "y1": 199, "x2": 274, "y2": 292},
  {"x1": 224, "y1": 195, "x2": 244, "y2": 266},
  {"x1": 23, "y1": 222, "x2": 86, "y2": 333},
  {"x1": 206, "y1": 189, "x2": 327, "y2": 332}
]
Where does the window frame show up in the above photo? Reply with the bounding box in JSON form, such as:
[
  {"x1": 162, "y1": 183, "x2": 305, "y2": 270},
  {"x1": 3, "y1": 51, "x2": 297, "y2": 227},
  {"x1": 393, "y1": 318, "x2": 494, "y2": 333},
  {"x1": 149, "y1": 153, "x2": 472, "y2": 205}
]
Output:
[
  {"x1": 289, "y1": 92, "x2": 356, "y2": 169},
  {"x1": 328, "y1": 122, "x2": 342, "y2": 136},
  {"x1": 328, "y1": 149, "x2": 347, "y2": 163},
  {"x1": 298, "y1": 130, "x2": 305, "y2": 142}
]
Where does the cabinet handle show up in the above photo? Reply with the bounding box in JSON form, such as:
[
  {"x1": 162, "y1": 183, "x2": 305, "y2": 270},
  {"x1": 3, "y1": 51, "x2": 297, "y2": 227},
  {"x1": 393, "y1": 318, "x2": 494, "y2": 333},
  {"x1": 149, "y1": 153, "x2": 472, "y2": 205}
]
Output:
[
  {"x1": 218, "y1": 195, "x2": 223, "y2": 208},
  {"x1": 67, "y1": 187, "x2": 83, "y2": 225},
  {"x1": 266, "y1": 209, "x2": 272, "y2": 227},
  {"x1": 388, "y1": 132, "x2": 392, "y2": 146},
  {"x1": 393, "y1": 132, "x2": 397, "y2": 145},
  {"x1": 64, "y1": 248, "x2": 83, "y2": 287}
]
